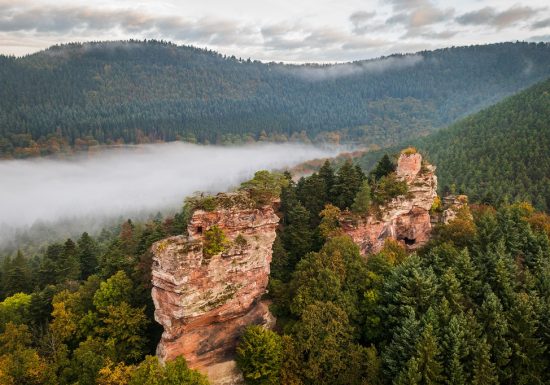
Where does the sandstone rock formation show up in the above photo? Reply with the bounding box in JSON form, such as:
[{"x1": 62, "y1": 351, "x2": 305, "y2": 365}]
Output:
[
  {"x1": 151, "y1": 193, "x2": 278, "y2": 384},
  {"x1": 340, "y1": 152, "x2": 437, "y2": 255}
]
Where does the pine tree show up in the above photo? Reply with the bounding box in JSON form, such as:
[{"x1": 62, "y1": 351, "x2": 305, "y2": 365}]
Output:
[
  {"x1": 332, "y1": 160, "x2": 363, "y2": 210},
  {"x1": 78, "y1": 232, "x2": 98, "y2": 280},
  {"x1": 3, "y1": 251, "x2": 31, "y2": 296},
  {"x1": 370, "y1": 154, "x2": 396, "y2": 181},
  {"x1": 414, "y1": 324, "x2": 443, "y2": 385},
  {"x1": 476, "y1": 288, "x2": 511, "y2": 382},
  {"x1": 382, "y1": 308, "x2": 422, "y2": 378},
  {"x1": 296, "y1": 173, "x2": 329, "y2": 225},
  {"x1": 61, "y1": 239, "x2": 81, "y2": 281},
  {"x1": 471, "y1": 338, "x2": 498, "y2": 385},
  {"x1": 507, "y1": 292, "x2": 546, "y2": 385},
  {"x1": 351, "y1": 180, "x2": 372, "y2": 214},
  {"x1": 440, "y1": 315, "x2": 467, "y2": 385},
  {"x1": 318, "y1": 160, "x2": 335, "y2": 203},
  {"x1": 280, "y1": 202, "x2": 313, "y2": 269}
]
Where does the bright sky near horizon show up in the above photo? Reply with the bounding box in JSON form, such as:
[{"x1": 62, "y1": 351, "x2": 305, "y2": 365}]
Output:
[{"x1": 1, "y1": 0, "x2": 549, "y2": 62}]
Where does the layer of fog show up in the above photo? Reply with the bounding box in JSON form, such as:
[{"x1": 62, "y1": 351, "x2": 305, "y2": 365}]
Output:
[
  {"x1": 0, "y1": 142, "x2": 337, "y2": 250},
  {"x1": 283, "y1": 54, "x2": 423, "y2": 81}
]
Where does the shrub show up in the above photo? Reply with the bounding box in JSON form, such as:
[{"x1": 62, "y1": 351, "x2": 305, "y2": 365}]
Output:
[
  {"x1": 240, "y1": 171, "x2": 289, "y2": 206},
  {"x1": 401, "y1": 147, "x2": 417, "y2": 155},
  {"x1": 185, "y1": 195, "x2": 218, "y2": 212},
  {"x1": 203, "y1": 226, "x2": 229, "y2": 257},
  {"x1": 373, "y1": 174, "x2": 408, "y2": 205}
]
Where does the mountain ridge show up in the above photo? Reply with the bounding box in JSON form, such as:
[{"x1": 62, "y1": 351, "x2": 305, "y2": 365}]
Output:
[{"x1": 1, "y1": 40, "x2": 550, "y2": 158}]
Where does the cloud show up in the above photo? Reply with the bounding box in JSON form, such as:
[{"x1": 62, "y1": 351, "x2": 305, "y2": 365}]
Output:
[
  {"x1": 0, "y1": 142, "x2": 337, "y2": 246},
  {"x1": 382, "y1": 0, "x2": 454, "y2": 38},
  {"x1": 456, "y1": 5, "x2": 540, "y2": 29},
  {"x1": 531, "y1": 18, "x2": 550, "y2": 29},
  {"x1": 0, "y1": 3, "x2": 258, "y2": 48},
  {"x1": 350, "y1": 11, "x2": 377, "y2": 34},
  {"x1": 418, "y1": 30, "x2": 458, "y2": 40},
  {"x1": 282, "y1": 53, "x2": 423, "y2": 81}
]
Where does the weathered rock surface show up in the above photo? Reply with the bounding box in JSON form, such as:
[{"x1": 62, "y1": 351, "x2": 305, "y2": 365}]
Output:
[
  {"x1": 340, "y1": 152, "x2": 438, "y2": 255},
  {"x1": 151, "y1": 195, "x2": 279, "y2": 383}
]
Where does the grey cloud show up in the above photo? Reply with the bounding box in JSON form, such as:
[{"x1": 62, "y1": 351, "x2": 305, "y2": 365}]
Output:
[
  {"x1": 531, "y1": 18, "x2": 550, "y2": 30},
  {"x1": 349, "y1": 11, "x2": 377, "y2": 34},
  {"x1": 382, "y1": 0, "x2": 454, "y2": 38},
  {"x1": 0, "y1": 3, "x2": 256, "y2": 47},
  {"x1": 456, "y1": 5, "x2": 540, "y2": 29},
  {"x1": 417, "y1": 30, "x2": 458, "y2": 40}
]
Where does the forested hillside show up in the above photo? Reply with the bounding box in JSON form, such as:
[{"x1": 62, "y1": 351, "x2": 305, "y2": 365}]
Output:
[
  {"x1": 357, "y1": 77, "x2": 550, "y2": 212},
  {"x1": 2, "y1": 40, "x2": 550, "y2": 157}
]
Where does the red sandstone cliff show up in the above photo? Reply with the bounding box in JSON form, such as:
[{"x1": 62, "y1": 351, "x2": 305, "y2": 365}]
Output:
[
  {"x1": 340, "y1": 152, "x2": 438, "y2": 255},
  {"x1": 151, "y1": 193, "x2": 278, "y2": 384}
]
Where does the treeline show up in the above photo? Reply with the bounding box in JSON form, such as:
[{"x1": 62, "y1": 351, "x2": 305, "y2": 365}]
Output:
[
  {"x1": 2, "y1": 41, "x2": 550, "y2": 157},
  {"x1": 235, "y1": 158, "x2": 550, "y2": 385}
]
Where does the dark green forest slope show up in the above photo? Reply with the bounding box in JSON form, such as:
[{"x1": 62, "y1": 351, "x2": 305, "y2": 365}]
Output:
[
  {"x1": 2, "y1": 40, "x2": 550, "y2": 157},
  {"x1": 357, "y1": 77, "x2": 550, "y2": 211}
]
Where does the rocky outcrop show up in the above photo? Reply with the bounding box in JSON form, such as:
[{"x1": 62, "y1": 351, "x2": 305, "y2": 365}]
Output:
[
  {"x1": 151, "y1": 193, "x2": 278, "y2": 384},
  {"x1": 340, "y1": 152, "x2": 437, "y2": 255},
  {"x1": 441, "y1": 195, "x2": 469, "y2": 224}
]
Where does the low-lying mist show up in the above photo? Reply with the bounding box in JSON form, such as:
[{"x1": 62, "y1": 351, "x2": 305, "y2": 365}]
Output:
[{"x1": 0, "y1": 142, "x2": 337, "y2": 250}]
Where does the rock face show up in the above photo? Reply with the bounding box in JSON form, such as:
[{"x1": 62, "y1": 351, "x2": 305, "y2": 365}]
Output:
[
  {"x1": 151, "y1": 194, "x2": 278, "y2": 384},
  {"x1": 340, "y1": 152, "x2": 437, "y2": 255}
]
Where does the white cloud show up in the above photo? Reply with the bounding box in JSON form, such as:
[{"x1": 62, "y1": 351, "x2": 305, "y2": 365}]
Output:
[{"x1": 0, "y1": 0, "x2": 549, "y2": 62}]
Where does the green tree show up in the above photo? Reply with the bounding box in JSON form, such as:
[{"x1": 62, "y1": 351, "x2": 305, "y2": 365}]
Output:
[
  {"x1": 332, "y1": 160, "x2": 364, "y2": 210},
  {"x1": 61, "y1": 238, "x2": 81, "y2": 281},
  {"x1": 471, "y1": 338, "x2": 498, "y2": 385},
  {"x1": 351, "y1": 180, "x2": 372, "y2": 214},
  {"x1": 412, "y1": 324, "x2": 443, "y2": 385},
  {"x1": 370, "y1": 154, "x2": 396, "y2": 181},
  {"x1": 93, "y1": 271, "x2": 134, "y2": 309},
  {"x1": 78, "y1": 232, "x2": 98, "y2": 280},
  {"x1": 129, "y1": 355, "x2": 208, "y2": 385},
  {"x1": 97, "y1": 302, "x2": 149, "y2": 363},
  {"x1": 240, "y1": 170, "x2": 288, "y2": 205},
  {"x1": 476, "y1": 288, "x2": 511, "y2": 382},
  {"x1": 0, "y1": 322, "x2": 51, "y2": 385},
  {"x1": 280, "y1": 203, "x2": 313, "y2": 269},
  {"x1": 318, "y1": 160, "x2": 335, "y2": 202},
  {"x1": 289, "y1": 301, "x2": 367, "y2": 385},
  {"x1": 3, "y1": 251, "x2": 32, "y2": 296},
  {"x1": 236, "y1": 325, "x2": 283, "y2": 385},
  {"x1": 0, "y1": 293, "x2": 31, "y2": 330}
]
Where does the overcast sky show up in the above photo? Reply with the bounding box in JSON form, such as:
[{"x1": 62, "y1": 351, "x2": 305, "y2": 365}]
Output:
[{"x1": 1, "y1": 0, "x2": 549, "y2": 62}]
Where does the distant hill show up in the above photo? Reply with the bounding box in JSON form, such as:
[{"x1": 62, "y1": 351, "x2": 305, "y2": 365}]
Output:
[
  {"x1": 1, "y1": 40, "x2": 550, "y2": 157},
  {"x1": 357, "y1": 77, "x2": 550, "y2": 211}
]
